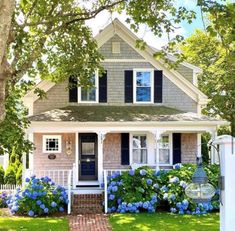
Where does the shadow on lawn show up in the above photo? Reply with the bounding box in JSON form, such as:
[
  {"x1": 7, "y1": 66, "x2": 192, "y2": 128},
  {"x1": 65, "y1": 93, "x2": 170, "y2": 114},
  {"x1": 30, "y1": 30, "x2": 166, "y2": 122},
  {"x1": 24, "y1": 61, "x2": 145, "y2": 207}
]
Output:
[{"x1": 109, "y1": 212, "x2": 219, "y2": 231}]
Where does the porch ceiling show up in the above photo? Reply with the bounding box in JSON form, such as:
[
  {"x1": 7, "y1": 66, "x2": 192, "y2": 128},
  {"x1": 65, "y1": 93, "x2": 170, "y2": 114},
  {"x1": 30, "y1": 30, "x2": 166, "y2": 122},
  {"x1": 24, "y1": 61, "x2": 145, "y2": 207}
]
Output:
[{"x1": 29, "y1": 106, "x2": 222, "y2": 123}]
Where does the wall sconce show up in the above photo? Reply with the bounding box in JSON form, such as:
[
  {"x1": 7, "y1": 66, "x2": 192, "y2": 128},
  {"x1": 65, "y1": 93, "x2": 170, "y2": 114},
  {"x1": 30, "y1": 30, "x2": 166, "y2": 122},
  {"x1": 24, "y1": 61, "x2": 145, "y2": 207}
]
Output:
[{"x1": 66, "y1": 140, "x2": 72, "y2": 156}]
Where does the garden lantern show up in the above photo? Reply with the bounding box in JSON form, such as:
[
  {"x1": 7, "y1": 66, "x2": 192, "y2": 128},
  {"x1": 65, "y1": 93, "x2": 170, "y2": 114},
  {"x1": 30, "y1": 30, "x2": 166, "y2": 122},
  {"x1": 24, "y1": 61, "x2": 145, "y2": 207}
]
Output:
[{"x1": 185, "y1": 157, "x2": 215, "y2": 203}]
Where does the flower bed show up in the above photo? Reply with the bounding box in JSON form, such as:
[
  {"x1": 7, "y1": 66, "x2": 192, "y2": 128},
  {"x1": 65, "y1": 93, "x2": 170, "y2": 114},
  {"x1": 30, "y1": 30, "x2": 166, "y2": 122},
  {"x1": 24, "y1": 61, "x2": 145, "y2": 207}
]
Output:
[
  {"x1": 107, "y1": 164, "x2": 219, "y2": 215},
  {"x1": 6, "y1": 176, "x2": 68, "y2": 217}
]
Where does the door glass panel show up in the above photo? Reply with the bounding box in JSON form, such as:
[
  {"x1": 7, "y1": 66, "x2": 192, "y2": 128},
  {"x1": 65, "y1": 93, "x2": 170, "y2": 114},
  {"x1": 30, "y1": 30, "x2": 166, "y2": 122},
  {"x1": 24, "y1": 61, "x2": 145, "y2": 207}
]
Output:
[{"x1": 82, "y1": 142, "x2": 95, "y2": 157}]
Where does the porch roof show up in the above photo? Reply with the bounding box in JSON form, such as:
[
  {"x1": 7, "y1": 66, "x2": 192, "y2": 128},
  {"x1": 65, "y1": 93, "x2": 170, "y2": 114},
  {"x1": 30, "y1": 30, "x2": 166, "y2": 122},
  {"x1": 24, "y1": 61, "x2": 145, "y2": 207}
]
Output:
[{"x1": 28, "y1": 106, "x2": 222, "y2": 123}]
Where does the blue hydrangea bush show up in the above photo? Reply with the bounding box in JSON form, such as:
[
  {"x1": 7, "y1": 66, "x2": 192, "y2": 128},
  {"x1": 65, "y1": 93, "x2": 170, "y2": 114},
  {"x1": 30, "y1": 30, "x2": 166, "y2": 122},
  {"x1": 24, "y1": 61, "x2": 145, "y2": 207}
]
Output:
[
  {"x1": 6, "y1": 175, "x2": 68, "y2": 217},
  {"x1": 107, "y1": 164, "x2": 219, "y2": 215},
  {"x1": 0, "y1": 192, "x2": 8, "y2": 208}
]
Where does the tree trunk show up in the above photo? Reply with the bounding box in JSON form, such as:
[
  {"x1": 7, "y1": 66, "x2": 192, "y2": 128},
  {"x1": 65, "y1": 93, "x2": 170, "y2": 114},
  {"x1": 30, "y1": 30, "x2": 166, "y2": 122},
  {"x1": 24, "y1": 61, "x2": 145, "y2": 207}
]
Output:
[{"x1": 0, "y1": 0, "x2": 15, "y2": 121}]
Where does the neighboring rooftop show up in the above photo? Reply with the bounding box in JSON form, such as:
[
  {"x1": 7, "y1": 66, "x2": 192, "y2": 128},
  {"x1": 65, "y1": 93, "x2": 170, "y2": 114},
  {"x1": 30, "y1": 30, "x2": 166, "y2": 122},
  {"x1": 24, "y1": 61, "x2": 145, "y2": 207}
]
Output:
[{"x1": 29, "y1": 106, "x2": 220, "y2": 123}]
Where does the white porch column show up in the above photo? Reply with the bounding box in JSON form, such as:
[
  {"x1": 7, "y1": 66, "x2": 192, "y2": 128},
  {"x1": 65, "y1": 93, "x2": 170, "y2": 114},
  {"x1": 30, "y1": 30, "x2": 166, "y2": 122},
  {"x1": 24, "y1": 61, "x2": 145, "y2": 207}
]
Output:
[
  {"x1": 151, "y1": 130, "x2": 165, "y2": 171},
  {"x1": 28, "y1": 133, "x2": 34, "y2": 170},
  {"x1": 97, "y1": 131, "x2": 107, "y2": 184},
  {"x1": 22, "y1": 153, "x2": 27, "y2": 187},
  {"x1": 213, "y1": 135, "x2": 235, "y2": 231},
  {"x1": 197, "y1": 133, "x2": 202, "y2": 158},
  {"x1": 209, "y1": 129, "x2": 218, "y2": 164}
]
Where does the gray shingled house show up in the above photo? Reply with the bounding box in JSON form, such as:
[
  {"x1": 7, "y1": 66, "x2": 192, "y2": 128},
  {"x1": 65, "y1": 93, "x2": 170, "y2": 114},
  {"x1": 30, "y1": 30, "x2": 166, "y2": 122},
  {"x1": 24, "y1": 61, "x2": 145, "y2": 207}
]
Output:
[{"x1": 22, "y1": 19, "x2": 227, "y2": 213}]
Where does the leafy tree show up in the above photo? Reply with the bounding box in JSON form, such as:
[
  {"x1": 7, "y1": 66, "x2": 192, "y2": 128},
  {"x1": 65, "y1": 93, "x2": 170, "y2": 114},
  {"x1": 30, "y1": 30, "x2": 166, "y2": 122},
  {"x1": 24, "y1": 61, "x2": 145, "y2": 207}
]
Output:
[
  {"x1": 181, "y1": 2, "x2": 235, "y2": 136},
  {"x1": 0, "y1": 166, "x2": 5, "y2": 185},
  {"x1": 0, "y1": 0, "x2": 198, "y2": 121},
  {"x1": 0, "y1": 81, "x2": 33, "y2": 157}
]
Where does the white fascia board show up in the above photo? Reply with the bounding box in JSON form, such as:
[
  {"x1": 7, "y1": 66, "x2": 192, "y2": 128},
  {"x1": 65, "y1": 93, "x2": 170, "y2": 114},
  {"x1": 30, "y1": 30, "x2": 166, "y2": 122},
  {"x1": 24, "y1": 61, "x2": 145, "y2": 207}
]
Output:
[
  {"x1": 23, "y1": 80, "x2": 55, "y2": 103},
  {"x1": 28, "y1": 120, "x2": 229, "y2": 131}
]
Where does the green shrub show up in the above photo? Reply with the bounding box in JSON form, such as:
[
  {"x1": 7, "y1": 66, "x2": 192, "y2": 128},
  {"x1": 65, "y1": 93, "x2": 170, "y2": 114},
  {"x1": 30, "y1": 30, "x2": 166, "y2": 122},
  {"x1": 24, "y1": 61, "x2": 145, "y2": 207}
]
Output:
[
  {"x1": 7, "y1": 176, "x2": 68, "y2": 216},
  {"x1": 4, "y1": 165, "x2": 16, "y2": 185},
  {"x1": 107, "y1": 165, "x2": 219, "y2": 215},
  {"x1": 16, "y1": 165, "x2": 22, "y2": 185},
  {"x1": 0, "y1": 166, "x2": 4, "y2": 184}
]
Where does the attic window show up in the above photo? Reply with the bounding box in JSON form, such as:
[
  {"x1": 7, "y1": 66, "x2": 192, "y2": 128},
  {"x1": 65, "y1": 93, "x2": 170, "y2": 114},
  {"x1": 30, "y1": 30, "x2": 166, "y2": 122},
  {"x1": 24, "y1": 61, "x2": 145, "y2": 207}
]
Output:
[{"x1": 112, "y1": 42, "x2": 120, "y2": 53}]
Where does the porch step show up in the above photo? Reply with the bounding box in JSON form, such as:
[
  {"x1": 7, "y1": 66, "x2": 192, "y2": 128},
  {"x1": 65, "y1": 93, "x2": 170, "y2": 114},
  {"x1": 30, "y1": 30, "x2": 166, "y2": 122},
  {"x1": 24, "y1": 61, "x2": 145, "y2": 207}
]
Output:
[{"x1": 72, "y1": 194, "x2": 104, "y2": 214}]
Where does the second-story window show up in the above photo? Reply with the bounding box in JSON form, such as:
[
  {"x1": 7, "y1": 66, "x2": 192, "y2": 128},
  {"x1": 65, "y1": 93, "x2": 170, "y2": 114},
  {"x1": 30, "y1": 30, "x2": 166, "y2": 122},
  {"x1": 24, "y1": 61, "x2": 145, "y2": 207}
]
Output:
[
  {"x1": 134, "y1": 69, "x2": 154, "y2": 103},
  {"x1": 79, "y1": 72, "x2": 98, "y2": 103}
]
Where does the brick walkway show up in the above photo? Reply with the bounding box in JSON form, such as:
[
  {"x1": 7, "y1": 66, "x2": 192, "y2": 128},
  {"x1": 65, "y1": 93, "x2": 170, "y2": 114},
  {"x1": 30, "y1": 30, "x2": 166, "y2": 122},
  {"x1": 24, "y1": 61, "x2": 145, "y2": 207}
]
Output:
[{"x1": 69, "y1": 214, "x2": 112, "y2": 231}]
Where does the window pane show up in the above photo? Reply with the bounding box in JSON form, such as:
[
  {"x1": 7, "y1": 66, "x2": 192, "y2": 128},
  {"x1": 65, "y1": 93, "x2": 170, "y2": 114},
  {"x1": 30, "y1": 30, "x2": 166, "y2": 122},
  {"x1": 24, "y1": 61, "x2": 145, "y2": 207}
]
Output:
[
  {"x1": 133, "y1": 136, "x2": 146, "y2": 148},
  {"x1": 133, "y1": 149, "x2": 147, "y2": 164},
  {"x1": 136, "y1": 87, "x2": 151, "y2": 102},
  {"x1": 159, "y1": 149, "x2": 170, "y2": 164},
  {"x1": 82, "y1": 142, "x2": 95, "y2": 155},
  {"x1": 136, "y1": 72, "x2": 150, "y2": 86},
  {"x1": 140, "y1": 136, "x2": 147, "y2": 148},
  {"x1": 81, "y1": 74, "x2": 96, "y2": 101},
  {"x1": 133, "y1": 136, "x2": 141, "y2": 149},
  {"x1": 46, "y1": 138, "x2": 59, "y2": 151},
  {"x1": 159, "y1": 135, "x2": 169, "y2": 149},
  {"x1": 81, "y1": 88, "x2": 96, "y2": 101}
]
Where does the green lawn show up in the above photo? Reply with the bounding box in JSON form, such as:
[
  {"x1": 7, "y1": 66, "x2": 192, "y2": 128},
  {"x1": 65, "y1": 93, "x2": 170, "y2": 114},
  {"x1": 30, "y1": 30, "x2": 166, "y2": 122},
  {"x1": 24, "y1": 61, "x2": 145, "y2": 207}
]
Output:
[
  {"x1": 0, "y1": 217, "x2": 68, "y2": 231},
  {"x1": 109, "y1": 212, "x2": 219, "y2": 231}
]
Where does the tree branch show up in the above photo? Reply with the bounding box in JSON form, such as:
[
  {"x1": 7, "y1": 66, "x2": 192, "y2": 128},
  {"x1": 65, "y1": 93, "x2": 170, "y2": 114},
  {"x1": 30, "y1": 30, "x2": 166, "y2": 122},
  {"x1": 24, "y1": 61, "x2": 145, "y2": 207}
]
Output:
[{"x1": 21, "y1": 0, "x2": 126, "y2": 27}]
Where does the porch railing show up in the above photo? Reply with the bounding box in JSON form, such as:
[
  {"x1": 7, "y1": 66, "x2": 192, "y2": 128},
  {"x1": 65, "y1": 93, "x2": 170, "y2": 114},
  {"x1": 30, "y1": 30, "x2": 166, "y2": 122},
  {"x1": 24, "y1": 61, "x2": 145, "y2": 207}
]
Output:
[
  {"x1": 0, "y1": 184, "x2": 21, "y2": 192},
  {"x1": 24, "y1": 169, "x2": 71, "y2": 188},
  {"x1": 103, "y1": 169, "x2": 128, "y2": 213}
]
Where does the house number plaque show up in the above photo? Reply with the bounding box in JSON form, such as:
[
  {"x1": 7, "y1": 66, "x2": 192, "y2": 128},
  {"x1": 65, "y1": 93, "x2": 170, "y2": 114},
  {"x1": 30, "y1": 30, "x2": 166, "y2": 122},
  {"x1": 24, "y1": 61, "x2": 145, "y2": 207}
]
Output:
[{"x1": 48, "y1": 154, "x2": 56, "y2": 160}]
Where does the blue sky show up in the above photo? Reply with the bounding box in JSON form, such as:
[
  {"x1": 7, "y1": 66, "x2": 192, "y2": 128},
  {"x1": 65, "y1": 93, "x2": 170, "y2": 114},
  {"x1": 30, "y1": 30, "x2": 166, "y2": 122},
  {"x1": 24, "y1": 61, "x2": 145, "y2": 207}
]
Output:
[{"x1": 86, "y1": 0, "x2": 206, "y2": 49}]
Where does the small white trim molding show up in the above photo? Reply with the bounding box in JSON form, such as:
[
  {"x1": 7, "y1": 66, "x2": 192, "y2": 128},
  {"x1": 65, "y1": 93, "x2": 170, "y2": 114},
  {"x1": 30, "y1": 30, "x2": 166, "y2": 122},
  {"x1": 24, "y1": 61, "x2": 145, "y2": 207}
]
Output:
[{"x1": 42, "y1": 135, "x2": 62, "y2": 153}]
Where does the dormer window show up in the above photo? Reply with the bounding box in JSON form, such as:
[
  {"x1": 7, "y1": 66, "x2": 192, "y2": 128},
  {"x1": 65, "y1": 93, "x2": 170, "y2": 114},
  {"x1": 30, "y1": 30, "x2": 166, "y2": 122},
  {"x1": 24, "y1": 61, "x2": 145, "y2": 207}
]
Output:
[
  {"x1": 133, "y1": 69, "x2": 154, "y2": 103},
  {"x1": 78, "y1": 71, "x2": 99, "y2": 103}
]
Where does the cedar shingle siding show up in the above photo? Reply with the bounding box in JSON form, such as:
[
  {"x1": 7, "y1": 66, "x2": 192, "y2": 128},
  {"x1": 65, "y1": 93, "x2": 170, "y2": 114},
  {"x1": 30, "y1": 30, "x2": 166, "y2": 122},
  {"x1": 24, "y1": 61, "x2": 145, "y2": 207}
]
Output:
[{"x1": 33, "y1": 34, "x2": 197, "y2": 114}]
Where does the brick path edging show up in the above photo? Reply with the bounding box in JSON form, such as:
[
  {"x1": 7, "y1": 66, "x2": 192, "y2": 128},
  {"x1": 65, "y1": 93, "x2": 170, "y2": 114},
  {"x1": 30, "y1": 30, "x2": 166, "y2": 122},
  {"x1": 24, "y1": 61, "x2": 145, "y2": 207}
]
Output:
[{"x1": 69, "y1": 214, "x2": 112, "y2": 231}]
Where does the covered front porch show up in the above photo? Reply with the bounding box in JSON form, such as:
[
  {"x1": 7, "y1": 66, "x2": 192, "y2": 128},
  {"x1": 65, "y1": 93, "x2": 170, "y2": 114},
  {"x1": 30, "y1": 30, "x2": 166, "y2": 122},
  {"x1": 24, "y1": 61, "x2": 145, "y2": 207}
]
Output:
[{"x1": 24, "y1": 124, "x2": 219, "y2": 190}]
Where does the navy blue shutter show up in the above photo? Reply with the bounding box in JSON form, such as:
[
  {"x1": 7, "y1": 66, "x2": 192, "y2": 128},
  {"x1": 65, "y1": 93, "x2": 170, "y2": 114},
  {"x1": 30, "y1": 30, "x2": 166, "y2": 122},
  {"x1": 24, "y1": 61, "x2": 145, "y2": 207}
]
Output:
[
  {"x1": 121, "y1": 133, "x2": 130, "y2": 165},
  {"x1": 154, "y1": 70, "x2": 163, "y2": 103},
  {"x1": 99, "y1": 71, "x2": 107, "y2": 103},
  {"x1": 173, "y1": 133, "x2": 181, "y2": 164},
  {"x1": 124, "y1": 70, "x2": 133, "y2": 103},
  {"x1": 69, "y1": 76, "x2": 78, "y2": 102}
]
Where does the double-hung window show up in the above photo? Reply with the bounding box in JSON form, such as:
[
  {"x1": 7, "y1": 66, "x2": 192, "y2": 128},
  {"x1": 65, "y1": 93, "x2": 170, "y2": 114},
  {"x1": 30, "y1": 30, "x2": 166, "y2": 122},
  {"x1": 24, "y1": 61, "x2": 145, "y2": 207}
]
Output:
[
  {"x1": 43, "y1": 135, "x2": 62, "y2": 153},
  {"x1": 79, "y1": 72, "x2": 98, "y2": 103},
  {"x1": 158, "y1": 135, "x2": 171, "y2": 165},
  {"x1": 134, "y1": 69, "x2": 154, "y2": 103},
  {"x1": 132, "y1": 135, "x2": 147, "y2": 164}
]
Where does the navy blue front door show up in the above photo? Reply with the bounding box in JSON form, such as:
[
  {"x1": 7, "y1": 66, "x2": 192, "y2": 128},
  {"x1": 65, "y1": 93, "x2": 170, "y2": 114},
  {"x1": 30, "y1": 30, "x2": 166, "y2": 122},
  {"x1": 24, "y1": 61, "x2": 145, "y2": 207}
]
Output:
[{"x1": 79, "y1": 134, "x2": 98, "y2": 181}]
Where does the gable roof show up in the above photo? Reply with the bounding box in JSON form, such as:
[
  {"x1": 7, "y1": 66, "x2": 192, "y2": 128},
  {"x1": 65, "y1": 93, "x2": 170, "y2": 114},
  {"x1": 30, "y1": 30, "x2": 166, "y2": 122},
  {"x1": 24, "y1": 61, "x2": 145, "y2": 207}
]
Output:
[
  {"x1": 24, "y1": 19, "x2": 208, "y2": 105},
  {"x1": 95, "y1": 19, "x2": 208, "y2": 104}
]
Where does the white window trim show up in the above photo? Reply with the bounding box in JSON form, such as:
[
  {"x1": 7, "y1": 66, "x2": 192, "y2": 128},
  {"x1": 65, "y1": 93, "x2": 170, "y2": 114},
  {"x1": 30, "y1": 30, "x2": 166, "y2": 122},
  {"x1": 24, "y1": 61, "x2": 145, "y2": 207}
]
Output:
[
  {"x1": 78, "y1": 70, "x2": 99, "y2": 103},
  {"x1": 130, "y1": 133, "x2": 148, "y2": 165},
  {"x1": 133, "y1": 68, "x2": 154, "y2": 104},
  {"x1": 158, "y1": 133, "x2": 173, "y2": 166},
  {"x1": 43, "y1": 135, "x2": 62, "y2": 153}
]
